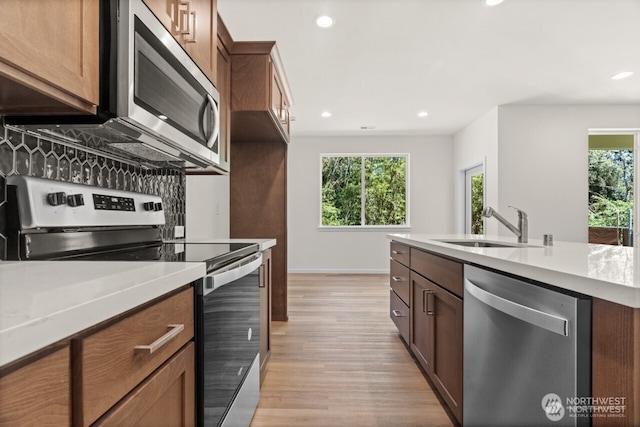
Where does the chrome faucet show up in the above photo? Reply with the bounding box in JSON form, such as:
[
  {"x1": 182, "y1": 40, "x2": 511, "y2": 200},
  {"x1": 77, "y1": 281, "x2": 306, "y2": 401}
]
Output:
[{"x1": 483, "y1": 206, "x2": 528, "y2": 243}]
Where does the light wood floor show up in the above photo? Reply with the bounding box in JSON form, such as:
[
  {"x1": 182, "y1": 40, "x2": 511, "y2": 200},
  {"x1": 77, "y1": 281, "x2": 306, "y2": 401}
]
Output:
[{"x1": 250, "y1": 274, "x2": 455, "y2": 427}]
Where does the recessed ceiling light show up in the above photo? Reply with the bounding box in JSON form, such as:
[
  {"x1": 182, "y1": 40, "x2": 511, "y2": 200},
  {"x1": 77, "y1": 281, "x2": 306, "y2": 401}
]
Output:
[
  {"x1": 315, "y1": 15, "x2": 335, "y2": 28},
  {"x1": 417, "y1": 111, "x2": 429, "y2": 118},
  {"x1": 484, "y1": 0, "x2": 504, "y2": 6},
  {"x1": 321, "y1": 112, "x2": 332, "y2": 118},
  {"x1": 611, "y1": 71, "x2": 634, "y2": 80}
]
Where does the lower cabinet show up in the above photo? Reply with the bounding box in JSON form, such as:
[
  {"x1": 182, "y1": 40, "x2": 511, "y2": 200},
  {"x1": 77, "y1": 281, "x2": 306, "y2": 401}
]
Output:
[
  {"x1": 0, "y1": 346, "x2": 71, "y2": 426},
  {"x1": 73, "y1": 287, "x2": 195, "y2": 426},
  {"x1": 0, "y1": 287, "x2": 196, "y2": 426},
  {"x1": 390, "y1": 242, "x2": 463, "y2": 425},
  {"x1": 410, "y1": 272, "x2": 463, "y2": 424},
  {"x1": 95, "y1": 343, "x2": 195, "y2": 426}
]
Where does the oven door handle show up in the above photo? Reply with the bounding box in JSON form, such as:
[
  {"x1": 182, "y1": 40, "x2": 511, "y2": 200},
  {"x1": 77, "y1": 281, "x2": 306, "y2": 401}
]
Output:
[{"x1": 203, "y1": 253, "x2": 262, "y2": 296}]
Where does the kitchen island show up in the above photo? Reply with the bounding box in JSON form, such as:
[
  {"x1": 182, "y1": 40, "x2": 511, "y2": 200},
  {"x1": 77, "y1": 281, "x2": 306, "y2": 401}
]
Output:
[{"x1": 388, "y1": 234, "x2": 640, "y2": 427}]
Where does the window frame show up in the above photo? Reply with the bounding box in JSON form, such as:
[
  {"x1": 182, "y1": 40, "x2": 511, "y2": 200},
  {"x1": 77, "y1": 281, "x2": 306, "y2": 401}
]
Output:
[{"x1": 318, "y1": 153, "x2": 410, "y2": 231}]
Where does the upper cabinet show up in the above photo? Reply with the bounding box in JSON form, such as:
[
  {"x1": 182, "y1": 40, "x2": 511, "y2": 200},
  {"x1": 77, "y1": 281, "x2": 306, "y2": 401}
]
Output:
[
  {"x1": 143, "y1": 0, "x2": 218, "y2": 84},
  {"x1": 0, "y1": 0, "x2": 99, "y2": 115},
  {"x1": 230, "y1": 42, "x2": 293, "y2": 144}
]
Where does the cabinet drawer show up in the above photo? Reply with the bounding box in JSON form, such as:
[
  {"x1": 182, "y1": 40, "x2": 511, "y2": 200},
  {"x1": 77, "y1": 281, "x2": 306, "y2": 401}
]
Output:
[
  {"x1": 390, "y1": 259, "x2": 410, "y2": 306},
  {"x1": 74, "y1": 288, "x2": 194, "y2": 426},
  {"x1": 390, "y1": 290, "x2": 410, "y2": 343},
  {"x1": 411, "y1": 249, "x2": 463, "y2": 298},
  {"x1": 390, "y1": 242, "x2": 410, "y2": 267}
]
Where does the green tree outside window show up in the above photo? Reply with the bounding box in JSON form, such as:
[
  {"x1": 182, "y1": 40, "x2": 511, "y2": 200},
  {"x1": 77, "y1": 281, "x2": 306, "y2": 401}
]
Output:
[{"x1": 321, "y1": 155, "x2": 407, "y2": 226}]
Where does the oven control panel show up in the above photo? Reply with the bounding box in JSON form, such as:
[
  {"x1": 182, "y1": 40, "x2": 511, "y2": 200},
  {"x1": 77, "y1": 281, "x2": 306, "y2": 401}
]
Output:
[
  {"x1": 7, "y1": 175, "x2": 165, "y2": 229},
  {"x1": 93, "y1": 194, "x2": 136, "y2": 211}
]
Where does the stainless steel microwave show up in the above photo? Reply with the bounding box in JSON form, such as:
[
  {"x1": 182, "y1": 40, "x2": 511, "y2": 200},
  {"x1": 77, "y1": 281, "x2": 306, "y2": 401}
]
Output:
[{"x1": 7, "y1": 0, "x2": 220, "y2": 169}]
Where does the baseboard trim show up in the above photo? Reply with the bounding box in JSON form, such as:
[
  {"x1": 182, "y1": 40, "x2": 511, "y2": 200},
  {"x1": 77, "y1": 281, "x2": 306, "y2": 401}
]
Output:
[{"x1": 288, "y1": 269, "x2": 389, "y2": 274}]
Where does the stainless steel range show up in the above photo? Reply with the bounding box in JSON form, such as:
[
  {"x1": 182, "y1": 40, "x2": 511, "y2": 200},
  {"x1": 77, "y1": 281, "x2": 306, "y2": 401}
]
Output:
[{"x1": 6, "y1": 175, "x2": 261, "y2": 427}]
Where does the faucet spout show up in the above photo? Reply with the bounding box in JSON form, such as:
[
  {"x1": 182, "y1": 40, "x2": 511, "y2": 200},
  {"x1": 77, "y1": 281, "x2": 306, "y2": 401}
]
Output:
[{"x1": 482, "y1": 206, "x2": 528, "y2": 243}]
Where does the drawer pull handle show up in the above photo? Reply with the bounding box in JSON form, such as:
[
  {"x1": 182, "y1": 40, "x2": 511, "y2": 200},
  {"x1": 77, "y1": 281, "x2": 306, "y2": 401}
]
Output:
[
  {"x1": 391, "y1": 250, "x2": 405, "y2": 255},
  {"x1": 391, "y1": 276, "x2": 405, "y2": 282},
  {"x1": 135, "y1": 324, "x2": 184, "y2": 354},
  {"x1": 392, "y1": 309, "x2": 405, "y2": 317}
]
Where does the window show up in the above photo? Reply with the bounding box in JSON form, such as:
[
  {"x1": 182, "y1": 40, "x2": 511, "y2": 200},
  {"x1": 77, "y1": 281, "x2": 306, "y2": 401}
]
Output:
[
  {"x1": 465, "y1": 165, "x2": 484, "y2": 234},
  {"x1": 588, "y1": 133, "x2": 635, "y2": 246},
  {"x1": 321, "y1": 154, "x2": 408, "y2": 227}
]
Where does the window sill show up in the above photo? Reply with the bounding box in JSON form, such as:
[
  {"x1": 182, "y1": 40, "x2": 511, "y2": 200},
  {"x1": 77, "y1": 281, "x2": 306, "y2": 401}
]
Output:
[{"x1": 318, "y1": 225, "x2": 412, "y2": 232}]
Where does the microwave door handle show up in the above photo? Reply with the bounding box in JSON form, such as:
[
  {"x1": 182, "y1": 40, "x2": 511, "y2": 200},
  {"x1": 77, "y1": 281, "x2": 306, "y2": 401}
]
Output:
[{"x1": 204, "y1": 94, "x2": 220, "y2": 149}]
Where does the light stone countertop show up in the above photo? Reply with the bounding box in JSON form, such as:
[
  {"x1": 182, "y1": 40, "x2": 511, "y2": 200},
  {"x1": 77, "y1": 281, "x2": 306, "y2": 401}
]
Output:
[
  {"x1": 388, "y1": 234, "x2": 640, "y2": 308},
  {"x1": 0, "y1": 261, "x2": 206, "y2": 367}
]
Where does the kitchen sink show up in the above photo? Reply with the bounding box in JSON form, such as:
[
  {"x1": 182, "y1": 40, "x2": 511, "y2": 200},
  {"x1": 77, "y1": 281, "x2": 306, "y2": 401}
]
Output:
[{"x1": 436, "y1": 239, "x2": 540, "y2": 248}]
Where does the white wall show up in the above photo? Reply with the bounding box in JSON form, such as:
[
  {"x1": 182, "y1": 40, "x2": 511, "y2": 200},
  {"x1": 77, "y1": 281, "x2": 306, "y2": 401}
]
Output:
[
  {"x1": 452, "y1": 107, "x2": 500, "y2": 236},
  {"x1": 496, "y1": 105, "x2": 640, "y2": 242},
  {"x1": 288, "y1": 135, "x2": 455, "y2": 273},
  {"x1": 185, "y1": 175, "x2": 230, "y2": 239}
]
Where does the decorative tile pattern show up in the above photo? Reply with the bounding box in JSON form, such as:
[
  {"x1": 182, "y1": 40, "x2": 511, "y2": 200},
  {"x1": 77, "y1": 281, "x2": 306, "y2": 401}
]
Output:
[{"x1": 0, "y1": 124, "x2": 186, "y2": 259}]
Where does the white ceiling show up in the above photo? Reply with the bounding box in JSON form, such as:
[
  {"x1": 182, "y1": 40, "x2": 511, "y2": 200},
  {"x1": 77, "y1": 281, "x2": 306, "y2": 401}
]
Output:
[{"x1": 217, "y1": 0, "x2": 640, "y2": 137}]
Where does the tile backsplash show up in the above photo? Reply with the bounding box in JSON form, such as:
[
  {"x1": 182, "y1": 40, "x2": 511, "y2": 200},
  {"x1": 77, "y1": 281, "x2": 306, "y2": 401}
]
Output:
[{"x1": 0, "y1": 124, "x2": 186, "y2": 259}]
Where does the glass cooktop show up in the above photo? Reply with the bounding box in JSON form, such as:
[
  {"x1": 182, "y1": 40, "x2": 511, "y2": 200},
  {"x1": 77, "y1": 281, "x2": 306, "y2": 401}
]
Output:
[{"x1": 56, "y1": 242, "x2": 259, "y2": 272}]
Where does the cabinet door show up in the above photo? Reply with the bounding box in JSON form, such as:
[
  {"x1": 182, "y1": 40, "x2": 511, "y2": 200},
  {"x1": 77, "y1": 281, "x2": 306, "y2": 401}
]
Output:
[
  {"x1": 269, "y1": 61, "x2": 290, "y2": 139},
  {"x1": 0, "y1": 0, "x2": 98, "y2": 114},
  {"x1": 143, "y1": 0, "x2": 215, "y2": 82},
  {"x1": 430, "y1": 283, "x2": 463, "y2": 424},
  {"x1": 0, "y1": 346, "x2": 70, "y2": 426},
  {"x1": 410, "y1": 272, "x2": 432, "y2": 373},
  {"x1": 410, "y1": 272, "x2": 463, "y2": 424},
  {"x1": 94, "y1": 343, "x2": 195, "y2": 427}
]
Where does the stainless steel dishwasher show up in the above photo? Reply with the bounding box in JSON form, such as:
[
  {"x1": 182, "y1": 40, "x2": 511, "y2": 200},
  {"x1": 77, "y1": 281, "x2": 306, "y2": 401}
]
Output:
[{"x1": 464, "y1": 265, "x2": 591, "y2": 427}]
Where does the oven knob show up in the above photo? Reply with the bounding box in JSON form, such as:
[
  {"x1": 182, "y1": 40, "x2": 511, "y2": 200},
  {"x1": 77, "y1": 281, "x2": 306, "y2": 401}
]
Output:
[
  {"x1": 67, "y1": 194, "x2": 84, "y2": 207},
  {"x1": 143, "y1": 201, "x2": 155, "y2": 211},
  {"x1": 47, "y1": 192, "x2": 67, "y2": 206},
  {"x1": 154, "y1": 202, "x2": 163, "y2": 211}
]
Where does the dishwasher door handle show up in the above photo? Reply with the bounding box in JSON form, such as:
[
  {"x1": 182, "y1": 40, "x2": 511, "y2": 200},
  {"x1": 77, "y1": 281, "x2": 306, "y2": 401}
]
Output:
[{"x1": 465, "y1": 278, "x2": 569, "y2": 336}]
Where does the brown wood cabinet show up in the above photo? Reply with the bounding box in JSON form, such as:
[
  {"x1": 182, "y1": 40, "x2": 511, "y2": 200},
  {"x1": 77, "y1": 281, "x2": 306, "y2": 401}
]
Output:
[
  {"x1": 0, "y1": 0, "x2": 99, "y2": 115},
  {"x1": 228, "y1": 37, "x2": 291, "y2": 323},
  {"x1": 592, "y1": 298, "x2": 640, "y2": 427},
  {"x1": 229, "y1": 41, "x2": 293, "y2": 144},
  {"x1": 259, "y1": 248, "x2": 273, "y2": 384},
  {"x1": 410, "y1": 271, "x2": 463, "y2": 424},
  {"x1": 0, "y1": 346, "x2": 71, "y2": 426},
  {"x1": 94, "y1": 343, "x2": 195, "y2": 427},
  {"x1": 73, "y1": 287, "x2": 195, "y2": 426},
  {"x1": 389, "y1": 242, "x2": 411, "y2": 343},
  {"x1": 389, "y1": 242, "x2": 463, "y2": 425},
  {"x1": 230, "y1": 141, "x2": 288, "y2": 321},
  {"x1": 184, "y1": 13, "x2": 231, "y2": 175},
  {"x1": 143, "y1": 0, "x2": 217, "y2": 83}
]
